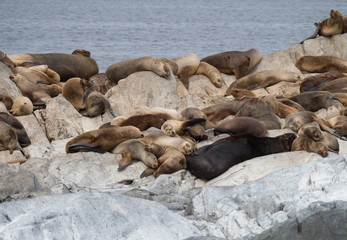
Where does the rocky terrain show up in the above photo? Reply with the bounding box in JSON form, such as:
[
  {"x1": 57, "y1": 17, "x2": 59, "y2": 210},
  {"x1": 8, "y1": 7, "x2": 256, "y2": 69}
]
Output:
[{"x1": 1, "y1": 33, "x2": 347, "y2": 239}]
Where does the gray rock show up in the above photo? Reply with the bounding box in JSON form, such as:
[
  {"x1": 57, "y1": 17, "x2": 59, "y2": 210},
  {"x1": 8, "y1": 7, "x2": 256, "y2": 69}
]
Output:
[{"x1": 0, "y1": 62, "x2": 22, "y2": 99}]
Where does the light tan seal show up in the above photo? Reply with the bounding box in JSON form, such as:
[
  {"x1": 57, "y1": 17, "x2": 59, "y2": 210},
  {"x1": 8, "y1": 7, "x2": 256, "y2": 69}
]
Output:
[
  {"x1": 106, "y1": 56, "x2": 171, "y2": 84},
  {"x1": 172, "y1": 53, "x2": 200, "y2": 88},
  {"x1": 225, "y1": 70, "x2": 300, "y2": 94},
  {"x1": 201, "y1": 48, "x2": 263, "y2": 79},
  {"x1": 0, "y1": 121, "x2": 18, "y2": 154},
  {"x1": 327, "y1": 115, "x2": 347, "y2": 136},
  {"x1": 296, "y1": 55, "x2": 347, "y2": 73},
  {"x1": 111, "y1": 139, "x2": 158, "y2": 170},
  {"x1": 28, "y1": 64, "x2": 61, "y2": 83},
  {"x1": 36, "y1": 82, "x2": 63, "y2": 98},
  {"x1": 9, "y1": 96, "x2": 33, "y2": 116},
  {"x1": 62, "y1": 77, "x2": 94, "y2": 111},
  {"x1": 302, "y1": 9, "x2": 343, "y2": 42},
  {"x1": 194, "y1": 62, "x2": 223, "y2": 88},
  {"x1": 66, "y1": 125, "x2": 143, "y2": 153}
]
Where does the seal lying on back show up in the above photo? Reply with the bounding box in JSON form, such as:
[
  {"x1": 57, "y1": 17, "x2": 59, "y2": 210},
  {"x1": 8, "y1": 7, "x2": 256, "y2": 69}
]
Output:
[
  {"x1": 186, "y1": 133, "x2": 296, "y2": 180},
  {"x1": 201, "y1": 49, "x2": 262, "y2": 79},
  {"x1": 106, "y1": 56, "x2": 171, "y2": 84},
  {"x1": 296, "y1": 55, "x2": 347, "y2": 73}
]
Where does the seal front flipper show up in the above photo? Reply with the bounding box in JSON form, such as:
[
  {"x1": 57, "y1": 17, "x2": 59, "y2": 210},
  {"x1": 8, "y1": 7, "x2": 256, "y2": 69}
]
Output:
[
  {"x1": 118, "y1": 152, "x2": 133, "y2": 171},
  {"x1": 140, "y1": 168, "x2": 156, "y2": 178}
]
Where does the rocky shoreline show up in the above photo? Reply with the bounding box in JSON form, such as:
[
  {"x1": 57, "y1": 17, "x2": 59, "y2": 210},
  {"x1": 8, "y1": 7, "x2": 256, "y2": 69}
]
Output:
[{"x1": 1, "y1": 34, "x2": 347, "y2": 239}]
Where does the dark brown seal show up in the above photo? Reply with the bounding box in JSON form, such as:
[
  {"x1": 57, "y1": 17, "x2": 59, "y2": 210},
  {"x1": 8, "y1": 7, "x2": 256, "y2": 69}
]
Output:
[
  {"x1": 186, "y1": 133, "x2": 296, "y2": 180},
  {"x1": 299, "y1": 71, "x2": 345, "y2": 92}
]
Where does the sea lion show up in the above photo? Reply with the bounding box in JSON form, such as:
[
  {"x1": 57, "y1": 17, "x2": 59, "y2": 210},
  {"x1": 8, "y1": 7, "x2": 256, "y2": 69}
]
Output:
[
  {"x1": 261, "y1": 95, "x2": 279, "y2": 114},
  {"x1": 291, "y1": 136, "x2": 329, "y2": 157},
  {"x1": 62, "y1": 77, "x2": 94, "y2": 111},
  {"x1": 8, "y1": 51, "x2": 99, "y2": 82},
  {"x1": 296, "y1": 55, "x2": 347, "y2": 73},
  {"x1": 180, "y1": 107, "x2": 215, "y2": 129},
  {"x1": 235, "y1": 97, "x2": 282, "y2": 130},
  {"x1": 321, "y1": 131, "x2": 339, "y2": 152},
  {"x1": 277, "y1": 98, "x2": 305, "y2": 112},
  {"x1": 141, "y1": 143, "x2": 187, "y2": 178},
  {"x1": 161, "y1": 118, "x2": 206, "y2": 137},
  {"x1": 276, "y1": 101, "x2": 301, "y2": 118},
  {"x1": 327, "y1": 115, "x2": 347, "y2": 136},
  {"x1": 227, "y1": 88, "x2": 256, "y2": 99},
  {"x1": 201, "y1": 100, "x2": 240, "y2": 124},
  {"x1": 106, "y1": 56, "x2": 171, "y2": 84},
  {"x1": 186, "y1": 133, "x2": 296, "y2": 180},
  {"x1": 172, "y1": 53, "x2": 200, "y2": 88},
  {"x1": 0, "y1": 94, "x2": 13, "y2": 110},
  {"x1": 0, "y1": 50, "x2": 16, "y2": 71},
  {"x1": 299, "y1": 71, "x2": 345, "y2": 92},
  {"x1": 160, "y1": 58, "x2": 179, "y2": 75},
  {"x1": 317, "y1": 77, "x2": 347, "y2": 92},
  {"x1": 140, "y1": 129, "x2": 195, "y2": 155},
  {"x1": 9, "y1": 74, "x2": 52, "y2": 105},
  {"x1": 72, "y1": 49, "x2": 91, "y2": 57},
  {"x1": 9, "y1": 96, "x2": 33, "y2": 116},
  {"x1": 0, "y1": 122, "x2": 18, "y2": 154},
  {"x1": 14, "y1": 66, "x2": 59, "y2": 85},
  {"x1": 333, "y1": 93, "x2": 347, "y2": 106},
  {"x1": 298, "y1": 122, "x2": 324, "y2": 142},
  {"x1": 201, "y1": 48, "x2": 262, "y2": 79},
  {"x1": 194, "y1": 61, "x2": 223, "y2": 88},
  {"x1": 0, "y1": 112, "x2": 31, "y2": 147},
  {"x1": 214, "y1": 116, "x2": 267, "y2": 137},
  {"x1": 83, "y1": 91, "x2": 109, "y2": 117},
  {"x1": 36, "y1": 82, "x2": 62, "y2": 98},
  {"x1": 65, "y1": 125, "x2": 143, "y2": 153},
  {"x1": 111, "y1": 139, "x2": 158, "y2": 170},
  {"x1": 225, "y1": 70, "x2": 300, "y2": 94},
  {"x1": 89, "y1": 73, "x2": 115, "y2": 95},
  {"x1": 28, "y1": 64, "x2": 61, "y2": 83},
  {"x1": 301, "y1": 9, "x2": 343, "y2": 42}
]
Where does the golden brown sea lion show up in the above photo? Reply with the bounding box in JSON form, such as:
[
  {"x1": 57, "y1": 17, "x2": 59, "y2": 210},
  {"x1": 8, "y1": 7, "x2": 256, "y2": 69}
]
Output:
[
  {"x1": 214, "y1": 116, "x2": 268, "y2": 137},
  {"x1": 36, "y1": 82, "x2": 62, "y2": 98},
  {"x1": 296, "y1": 55, "x2": 347, "y2": 73},
  {"x1": 194, "y1": 61, "x2": 223, "y2": 88},
  {"x1": 299, "y1": 71, "x2": 345, "y2": 92},
  {"x1": 201, "y1": 100, "x2": 240, "y2": 124},
  {"x1": 172, "y1": 53, "x2": 200, "y2": 88},
  {"x1": 9, "y1": 96, "x2": 33, "y2": 116},
  {"x1": 327, "y1": 115, "x2": 347, "y2": 135},
  {"x1": 89, "y1": 73, "x2": 115, "y2": 95},
  {"x1": 0, "y1": 94, "x2": 13, "y2": 110},
  {"x1": 201, "y1": 48, "x2": 263, "y2": 79},
  {"x1": 0, "y1": 112, "x2": 31, "y2": 147},
  {"x1": 14, "y1": 66, "x2": 59, "y2": 85},
  {"x1": 28, "y1": 64, "x2": 61, "y2": 83},
  {"x1": 225, "y1": 70, "x2": 300, "y2": 94},
  {"x1": 0, "y1": 122, "x2": 18, "y2": 154},
  {"x1": 8, "y1": 51, "x2": 99, "y2": 82},
  {"x1": 9, "y1": 74, "x2": 52, "y2": 105},
  {"x1": 277, "y1": 98, "x2": 305, "y2": 112},
  {"x1": 333, "y1": 92, "x2": 347, "y2": 106},
  {"x1": 276, "y1": 102, "x2": 301, "y2": 118},
  {"x1": 106, "y1": 56, "x2": 171, "y2": 84},
  {"x1": 298, "y1": 122, "x2": 324, "y2": 142},
  {"x1": 62, "y1": 77, "x2": 94, "y2": 111},
  {"x1": 291, "y1": 136, "x2": 329, "y2": 157},
  {"x1": 83, "y1": 91, "x2": 108, "y2": 117},
  {"x1": 302, "y1": 9, "x2": 343, "y2": 42},
  {"x1": 0, "y1": 50, "x2": 16, "y2": 71},
  {"x1": 227, "y1": 88, "x2": 256, "y2": 99},
  {"x1": 141, "y1": 143, "x2": 187, "y2": 178},
  {"x1": 112, "y1": 139, "x2": 158, "y2": 170},
  {"x1": 65, "y1": 125, "x2": 143, "y2": 153}
]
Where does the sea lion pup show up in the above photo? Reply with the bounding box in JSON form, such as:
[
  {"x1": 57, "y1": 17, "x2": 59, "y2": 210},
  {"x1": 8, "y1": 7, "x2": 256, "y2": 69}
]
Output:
[
  {"x1": 65, "y1": 125, "x2": 143, "y2": 154},
  {"x1": 14, "y1": 66, "x2": 60, "y2": 85},
  {"x1": 235, "y1": 97, "x2": 282, "y2": 130},
  {"x1": 9, "y1": 96, "x2": 33, "y2": 116},
  {"x1": 291, "y1": 136, "x2": 329, "y2": 157},
  {"x1": 9, "y1": 74, "x2": 51, "y2": 105},
  {"x1": 160, "y1": 58, "x2": 179, "y2": 75},
  {"x1": 106, "y1": 56, "x2": 171, "y2": 84},
  {"x1": 0, "y1": 94, "x2": 13, "y2": 110},
  {"x1": 214, "y1": 116, "x2": 268, "y2": 137},
  {"x1": 0, "y1": 122, "x2": 18, "y2": 154},
  {"x1": 180, "y1": 107, "x2": 215, "y2": 129},
  {"x1": 111, "y1": 139, "x2": 158, "y2": 170},
  {"x1": 201, "y1": 49, "x2": 262, "y2": 79},
  {"x1": 62, "y1": 77, "x2": 94, "y2": 111},
  {"x1": 296, "y1": 55, "x2": 347, "y2": 73},
  {"x1": 172, "y1": 53, "x2": 200, "y2": 88},
  {"x1": 0, "y1": 50, "x2": 16, "y2": 71},
  {"x1": 161, "y1": 118, "x2": 206, "y2": 137},
  {"x1": 301, "y1": 9, "x2": 343, "y2": 43},
  {"x1": 140, "y1": 129, "x2": 195, "y2": 155},
  {"x1": 83, "y1": 91, "x2": 115, "y2": 118},
  {"x1": 227, "y1": 88, "x2": 256, "y2": 99},
  {"x1": 299, "y1": 71, "x2": 345, "y2": 92},
  {"x1": 194, "y1": 62, "x2": 223, "y2": 88},
  {"x1": 289, "y1": 91, "x2": 343, "y2": 112},
  {"x1": 327, "y1": 115, "x2": 347, "y2": 136},
  {"x1": 201, "y1": 100, "x2": 240, "y2": 124},
  {"x1": 186, "y1": 133, "x2": 296, "y2": 180},
  {"x1": 225, "y1": 70, "x2": 300, "y2": 94},
  {"x1": 36, "y1": 82, "x2": 62, "y2": 98},
  {"x1": 317, "y1": 77, "x2": 347, "y2": 92},
  {"x1": 89, "y1": 73, "x2": 115, "y2": 95},
  {"x1": 141, "y1": 143, "x2": 187, "y2": 178},
  {"x1": 0, "y1": 112, "x2": 31, "y2": 147}
]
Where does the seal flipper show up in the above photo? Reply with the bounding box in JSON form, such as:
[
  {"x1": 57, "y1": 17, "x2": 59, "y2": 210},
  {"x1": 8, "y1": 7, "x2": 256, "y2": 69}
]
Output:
[
  {"x1": 118, "y1": 152, "x2": 133, "y2": 171},
  {"x1": 36, "y1": 80, "x2": 50, "y2": 85},
  {"x1": 67, "y1": 143, "x2": 106, "y2": 154},
  {"x1": 140, "y1": 168, "x2": 156, "y2": 178},
  {"x1": 106, "y1": 100, "x2": 116, "y2": 118}
]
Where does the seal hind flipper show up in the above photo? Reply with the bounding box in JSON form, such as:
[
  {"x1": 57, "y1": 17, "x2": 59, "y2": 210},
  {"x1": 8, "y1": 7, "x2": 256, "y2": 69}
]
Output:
[
  {"x1": 118, "y1": 152, "x2": 133, "y2": 171},
  {"x1": 140, "y1": 168, "x2": 156, "y2": 178}
]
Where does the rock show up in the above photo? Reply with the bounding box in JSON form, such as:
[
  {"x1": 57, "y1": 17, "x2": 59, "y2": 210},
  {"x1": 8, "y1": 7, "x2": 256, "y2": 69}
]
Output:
[{"x1": 0, "y1": 63, "x2": 22, "y2": 99}]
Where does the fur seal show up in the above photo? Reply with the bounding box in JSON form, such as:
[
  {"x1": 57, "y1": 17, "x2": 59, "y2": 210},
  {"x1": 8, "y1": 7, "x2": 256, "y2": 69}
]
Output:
[
  {"x1": 10, "y1": 74, "x2": 52, "y2": 105},
  {"x1": 235, "y1": 97, "x2": 282, "y2": 130},
  {"x1": 302, "y1": 9, "x2": 343, "y2": 42},
  {"x1": 111, "y1": 139, "x2": 158, "y2": 170},
  {"x1": 0, "y1": 50, "x2": 16, "y2": 71},
  {"x1": 66, "y1": 125, "x2": 143, "y2": 153},
  {"x1": 106, "y1": 56, "x2": 171, "y2": 84},
  {"x1": 89, "y1": 73, "x2": 114, "y2": 95},
  {"x1": 299, "y1": 71, "x2": 345, "y2": 92},
  {"x1": 214, "y1": 116, "x2": 267, "y2": 137},
  {"x1": 296, "y1": 55, "x2": 347, "y2": 73},
  {"x1": 291, "y1": 136, "x2": 329, "y2": 157},
  {"x1": 201, "y1": 100, "x2": 240, "y2": 124},
  {"x1": 0, "y1": 122, "x2": 18, "y2": 154},
  {"x1": 227, "y1": 88, "x2": 256, "y2": 99},
  {"x1": 194, "y1": 62, "x2": 223, "y2": 88},
  {"x1": 172, "y1": 53, "x2": 200, "y2": 88},
  {"x1": 180, "y1": 107, "x2": 215, "y2": 129},
  {"x1": 141, "y1": 143, "x2": 187, "y2": 178},
  {"x1": 0, "y1": 112, "x2": 31, "y2": 147},
  {"x1": 9, "y1": 96, "x2": 33, "y2": 116},
  {"x1": 186, "y1": 133, "x2": 296, "y2": 180},
  {"x1": 201, "y1": 49, "x2": 262, "y2": 79},
  {"x1": 225, "y1": 70, "x2": 300, "y2": 94},
  {"x1": 62, "y1": 77, "x2": 94, "y2": 111},
  {"x1": 8, "y1": 51, "x2": 99, "y2": 82},
  {"x1": 0, "y1": 94, "x2": 13, "y2": 110}
]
